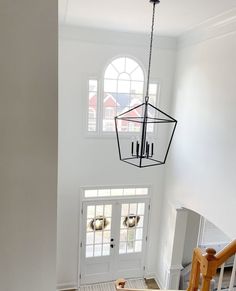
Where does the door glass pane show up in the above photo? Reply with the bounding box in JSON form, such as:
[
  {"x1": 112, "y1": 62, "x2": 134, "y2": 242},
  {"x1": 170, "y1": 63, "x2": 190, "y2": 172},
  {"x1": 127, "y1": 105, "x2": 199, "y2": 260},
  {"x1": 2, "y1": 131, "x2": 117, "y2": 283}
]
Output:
[
  {"x1": 85, "y1": 204, "x2": 112, "y2": 258},
  {"x1": 87, "y1": 205, "x2": 95, "y2": 218},
  {"x1": 120, "y1": 229, "x2": 127, "y2": 241},
  {"x1": 104, "y1": 205, "x2": 112, "y2": 217},
  {"x1": 86, "y1": 232, "x2": 94, "y2": 245},
  {"x1": 102, "y1": 244, "x2": 110, "y2": 256},
  {"x1": 135, "y1": 240, "x2": 142, "y2": 252},
  {"x1": 95, "y1": 231, "x2": 103, "y2": 244},
  {"x1": 119, "y1": 202, "x2": 145, "y2": 254},
  {"x1": 136, "y1": 228, "x2": 143, "y2": 240},
  {"x1": 96, "y1": 205, "x2": 104, "y2": 216},
  {"x1": 137, "y1": 203, "x2": 145, "y2": 215},
  {"x1": 121, "y1": 204, "x2": 129, "y2": 216},
  {"x1": 94, "y1": 244, "x2": 102, "y2": 257},
  {"x1": 86, "y1": 245, "x2": 94, "y2": 258},
  {"x1": 119, "y1": 242, "x2": 127, "y2": 254},
  {"x1": 103, "y1": 231, "x2": 111, "y2": 243}
]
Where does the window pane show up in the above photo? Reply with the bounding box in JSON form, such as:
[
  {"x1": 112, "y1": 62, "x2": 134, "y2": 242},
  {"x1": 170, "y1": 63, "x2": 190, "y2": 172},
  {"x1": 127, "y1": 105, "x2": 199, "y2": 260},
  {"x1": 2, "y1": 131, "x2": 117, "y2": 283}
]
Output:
[
  {"x1": 136, "y1": 228, "x2": 143, "y2": 240},
  {"x1": 86, "y1": 232, "x2": 94, "y2": 245},
  {"x1": 138, "y1": 216, "x2": 144, "y2": 227},
  {"x1": 135, "y1": 241, "x2": 142, "y2": 252},
  {"x1": 85, "y1": 189, "x2": 97, "y2": 197},
  {"x1": 98, "y1": 189, "x2": 110, "y2": 197},
  {"x1": 95, "y1": 231, "x2": 103, "y2": 244},
  {"x1": 119, "y1": 72, "x2": 130, "y2": 80},
  {"x1": 121, "y1": 204, "x2": 129, "y2": 216},
  {"x1": 149, "y1": 94, "x2": 156, "y2": 106},
  {"x1": 87, "y1": 206, "x2": 95, "y2": 218},
  {"x1": 112, "y1": 57, "x2": 125, "y2": 73},
  {"x1": 102, "y1": 244, "x2": 110, "y2": 256},
  {"x1": 89, "y1": 80, "x2": 97, "y2": 91},
  {"x1": 119, "y1": 242, "x2": 127, "y2": 254},
  {"x1": 123, "y1": 188, "x2": 136, "y2": 196},
  {"x1": 104, "y1": 107, "x2": 116, "y2": 119},
  {"x1": 118, "y1": 80, "x2": 130, "y2": 93},
  {"x1": 103, "y1": 231, "x2": 111, "y2": 243},
  {"x1": 96, "y1": 205, "x2": 104, "y2": 216},
  {"x1": 135, "y1": 188, "x2": 148, "y2": 195},
  {"x1": 104, "y1": 79, "x2": 117, "y2": 92},
  {"x1": 111, "y1": 189, "x2": 123, "y2": 196},
  {"x1": 86, "y1": 245, "x2": 94, "y2": 257},
  {"x1": 131, "y1": 67, "x2": 144, "y2": 81},
  {"x1": 105, "y1": 64, "x2": 119, "y2": 79},
  {"x1": 127, "y1": 241, "x2": 134, "y2": 253},
  {"x1": 131, "y1": 81, "x2": 143, "y2": 94},
  {"x1": 105, "y1": 218, "x2": 111, "y2": 230},
  {"x1": 88, "y1": 80, "x2": 97, "y2": 132},
  {"x1": 149, "y1": 83, "x2": 157, "y2": 95},
  {"x1": 129, "y1": 203, "x2": 137, "y2": 214},
  {"x1": 94, "y1": 244, "x2": 102, "y2": 257},
  {"x1": 126, "y1": 58, "x2": 138, "y2": 74},
  {"x1": 120, "y1": 229, "x2": 127, "y2": 241},
  {"x1": 102, "y1": 58, "x2": 145, "y2": 133},
  {"x1": 104, "y1": 205, "x2": 112, "y2": 217},
  {"x1": 137, "y1": 203, "x2": 145, "y2": 215},
  {"x1": 103, "y1": 119, "x2": 115, "y2": 132}
]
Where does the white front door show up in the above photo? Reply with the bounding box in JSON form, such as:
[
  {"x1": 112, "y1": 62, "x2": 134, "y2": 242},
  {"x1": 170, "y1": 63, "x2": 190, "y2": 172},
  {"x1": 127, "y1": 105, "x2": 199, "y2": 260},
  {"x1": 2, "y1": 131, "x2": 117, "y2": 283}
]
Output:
[{"x1": 80, "y1": 198, "x2": 149, "y2": 285}]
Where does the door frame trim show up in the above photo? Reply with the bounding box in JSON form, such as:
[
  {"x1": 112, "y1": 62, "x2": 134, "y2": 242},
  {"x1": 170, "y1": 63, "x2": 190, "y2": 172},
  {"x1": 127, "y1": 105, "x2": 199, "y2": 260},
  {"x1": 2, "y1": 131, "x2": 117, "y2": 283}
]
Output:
[{"x1": 77, "y1": 184, "x2": 153, "y2": 287}]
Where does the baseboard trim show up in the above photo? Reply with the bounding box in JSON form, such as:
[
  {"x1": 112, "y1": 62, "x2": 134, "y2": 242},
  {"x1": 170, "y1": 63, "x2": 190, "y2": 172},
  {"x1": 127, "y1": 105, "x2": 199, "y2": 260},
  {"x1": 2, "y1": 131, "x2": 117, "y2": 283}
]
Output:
[{"x1": 57, "y1": 282, "x2": 78, "y2": 290}]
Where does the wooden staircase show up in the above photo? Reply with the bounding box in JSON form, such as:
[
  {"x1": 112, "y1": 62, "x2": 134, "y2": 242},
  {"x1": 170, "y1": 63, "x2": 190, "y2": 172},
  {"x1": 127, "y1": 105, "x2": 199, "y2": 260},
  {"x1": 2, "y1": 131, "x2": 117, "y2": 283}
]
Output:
[{"x1": 115, "y1": 239, "x2": 236, "y2": 291}]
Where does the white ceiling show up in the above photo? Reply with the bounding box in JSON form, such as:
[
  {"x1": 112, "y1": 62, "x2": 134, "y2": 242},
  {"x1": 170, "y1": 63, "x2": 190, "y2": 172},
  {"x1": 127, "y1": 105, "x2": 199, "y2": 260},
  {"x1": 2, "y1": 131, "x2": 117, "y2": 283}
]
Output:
[{"x1": 59, "y1": 0, "x2": 236, "y2": 36}]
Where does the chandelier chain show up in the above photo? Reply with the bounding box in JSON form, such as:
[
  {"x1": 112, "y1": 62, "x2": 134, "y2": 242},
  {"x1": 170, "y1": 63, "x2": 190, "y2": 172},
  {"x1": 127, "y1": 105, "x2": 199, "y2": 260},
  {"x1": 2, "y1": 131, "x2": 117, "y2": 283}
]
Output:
[{"x1": 146, "y1": 2, "x2": 157, "y2": 99}]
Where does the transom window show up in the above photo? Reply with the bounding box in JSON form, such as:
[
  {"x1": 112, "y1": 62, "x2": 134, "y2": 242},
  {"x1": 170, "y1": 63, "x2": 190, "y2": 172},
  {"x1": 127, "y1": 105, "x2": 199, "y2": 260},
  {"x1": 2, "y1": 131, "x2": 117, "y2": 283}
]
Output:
[
  {"x1": 87, "y1": 57, "x2": 159, "y2": 134},
  {"x1": 84, "y1": 187, "x2": 148, "y2": 198}
]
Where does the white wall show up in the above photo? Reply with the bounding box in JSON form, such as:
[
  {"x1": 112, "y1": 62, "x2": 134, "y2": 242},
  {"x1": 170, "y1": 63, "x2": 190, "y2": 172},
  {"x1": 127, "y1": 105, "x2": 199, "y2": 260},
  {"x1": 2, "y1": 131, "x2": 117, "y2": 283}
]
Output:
[
  {"x1": 0, "y1": 1, "x2": 58, "y2": 291},
  {"x1": 58, "y1": 26, "x2": 177, "y2": 289},
  {"x1": 156, "y1": 18, "x2": 236, "y2": 288}
]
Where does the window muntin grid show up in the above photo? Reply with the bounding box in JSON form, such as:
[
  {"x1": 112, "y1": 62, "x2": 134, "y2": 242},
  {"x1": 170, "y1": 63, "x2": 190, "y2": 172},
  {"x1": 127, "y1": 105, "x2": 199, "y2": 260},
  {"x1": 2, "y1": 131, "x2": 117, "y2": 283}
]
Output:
[
  {"x1": 88, "y1": 80, "x2": 98, "y2": 132},
  {"x1": 119, "y1": 202, "x2": 145, "y2": 254},
  {"x1": 103, "y1": 57, "x2": 144, "y2": 132},
  {"x1": 85, "y1": 204, "x2": 112, "y2": 258},
  {"x1": 84, "y1": 187, "x2": 148, "y2": 198},
  {"x1": 87, "y1": 57, "x2": 159, "y2": 134}
]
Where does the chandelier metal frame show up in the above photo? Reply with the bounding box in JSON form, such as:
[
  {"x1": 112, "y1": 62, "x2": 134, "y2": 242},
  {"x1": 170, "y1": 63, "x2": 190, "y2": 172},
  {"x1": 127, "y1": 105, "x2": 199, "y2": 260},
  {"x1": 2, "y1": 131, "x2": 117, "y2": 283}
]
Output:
[{"x1": 114, "y1": 0, "x2": 177, "y2": 168}]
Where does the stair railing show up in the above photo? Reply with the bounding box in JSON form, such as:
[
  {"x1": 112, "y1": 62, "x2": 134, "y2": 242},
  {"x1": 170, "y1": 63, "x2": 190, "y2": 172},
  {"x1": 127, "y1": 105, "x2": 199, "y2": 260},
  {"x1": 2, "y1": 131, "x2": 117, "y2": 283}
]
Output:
[
  {"x1": 188, "y1": 239, "x2": 236, "y2": 291},
  {"x1": 115, "y1": 240, "x2": 236, "y2": 291}
]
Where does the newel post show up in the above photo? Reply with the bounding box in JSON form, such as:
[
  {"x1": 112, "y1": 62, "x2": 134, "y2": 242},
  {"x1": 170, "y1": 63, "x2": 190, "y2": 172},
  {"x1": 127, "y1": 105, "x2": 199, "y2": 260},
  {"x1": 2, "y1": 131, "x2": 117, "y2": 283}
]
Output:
[
  {"x1": 200, "y1": 248, "x2": 217, "y2": 291},
  {"x1": 187, "y1": 249, "x2": 201, "y2": 291}
]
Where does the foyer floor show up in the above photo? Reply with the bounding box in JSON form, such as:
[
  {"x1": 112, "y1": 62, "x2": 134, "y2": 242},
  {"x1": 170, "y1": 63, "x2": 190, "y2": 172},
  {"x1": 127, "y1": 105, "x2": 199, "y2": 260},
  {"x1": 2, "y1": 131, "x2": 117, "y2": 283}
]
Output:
[{"x1": 79, "y1": 279, "x2": 147, "y2": 291}]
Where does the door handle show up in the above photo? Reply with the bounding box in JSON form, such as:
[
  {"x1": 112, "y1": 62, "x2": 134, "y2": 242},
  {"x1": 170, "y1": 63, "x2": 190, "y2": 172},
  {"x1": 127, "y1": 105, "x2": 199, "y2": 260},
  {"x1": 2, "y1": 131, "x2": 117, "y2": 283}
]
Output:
[{"x1": 110, "y1": 244, "x2": 115, "y2": 248}]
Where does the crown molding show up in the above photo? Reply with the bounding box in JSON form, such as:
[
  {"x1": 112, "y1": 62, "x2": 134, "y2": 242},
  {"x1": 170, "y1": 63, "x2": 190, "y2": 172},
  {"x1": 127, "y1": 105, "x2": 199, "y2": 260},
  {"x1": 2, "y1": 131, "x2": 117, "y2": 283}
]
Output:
[
  {"x1": 59, "y1": 25, "x2": 177, "y2": 50},
  {"x1": 178, "y1": 7, "x2": 236, "y2": 49}
]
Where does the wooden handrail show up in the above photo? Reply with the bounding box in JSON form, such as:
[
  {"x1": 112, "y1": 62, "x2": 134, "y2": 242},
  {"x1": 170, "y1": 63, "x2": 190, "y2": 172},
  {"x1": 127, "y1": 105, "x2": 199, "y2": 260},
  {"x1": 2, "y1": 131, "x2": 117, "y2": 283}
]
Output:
[
  {"x1": 215, "y1": 239, "x2": 236, "y2": 267},
  {"x1": 187, "y1": 239, "x2": 236, "y2": 291},
  {"x1": 115, "y1": 240, "x2": 236, "y2": 291}
]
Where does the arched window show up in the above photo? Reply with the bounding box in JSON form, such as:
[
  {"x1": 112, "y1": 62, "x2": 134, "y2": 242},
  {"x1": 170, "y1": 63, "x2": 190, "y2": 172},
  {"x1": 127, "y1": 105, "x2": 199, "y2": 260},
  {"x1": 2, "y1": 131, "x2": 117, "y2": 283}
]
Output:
[
  {"x1": 103, "y1": 57, "x2": 144, "y2": 132},
  {"x1": 87, "y1": 57, "x2": 159, "y2": 134}
]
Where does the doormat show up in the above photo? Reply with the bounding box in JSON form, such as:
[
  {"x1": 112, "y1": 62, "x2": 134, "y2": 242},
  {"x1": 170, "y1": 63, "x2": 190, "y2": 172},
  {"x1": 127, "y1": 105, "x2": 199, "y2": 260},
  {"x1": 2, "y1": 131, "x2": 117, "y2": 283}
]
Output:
[{"x1": 144, "y1": 278, "x2": 160, "y2": 289}]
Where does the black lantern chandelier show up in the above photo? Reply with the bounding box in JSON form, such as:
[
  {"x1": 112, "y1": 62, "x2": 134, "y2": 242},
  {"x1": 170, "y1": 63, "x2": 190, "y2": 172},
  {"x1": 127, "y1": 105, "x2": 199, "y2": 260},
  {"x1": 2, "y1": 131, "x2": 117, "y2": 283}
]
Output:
[{"x1": 114, "y1": 0, "x2": 177, "y2": 168}]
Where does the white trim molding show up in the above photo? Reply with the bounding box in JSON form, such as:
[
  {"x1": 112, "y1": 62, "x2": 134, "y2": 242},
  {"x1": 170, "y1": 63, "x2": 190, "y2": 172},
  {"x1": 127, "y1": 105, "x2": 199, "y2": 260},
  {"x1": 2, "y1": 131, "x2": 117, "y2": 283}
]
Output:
[
  {"x1": 57, "y1": 282, "x2": 78, "y2": 291},
  {"x1": 164, "y1": 264, "x2": 183, "y2": 290},
  {"x1": 178, "y1": 7, "x2": 236, "y2": 48},
  {"x1": 59, "y1": 25, "x2": 177, "y2": 50}
]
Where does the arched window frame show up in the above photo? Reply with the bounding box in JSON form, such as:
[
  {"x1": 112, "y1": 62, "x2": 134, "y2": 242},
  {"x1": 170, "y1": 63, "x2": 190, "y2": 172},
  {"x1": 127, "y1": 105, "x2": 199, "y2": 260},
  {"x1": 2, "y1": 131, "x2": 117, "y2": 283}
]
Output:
[{"x1": 86, "y1": 56, "x2": 160, "y2": 136}]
